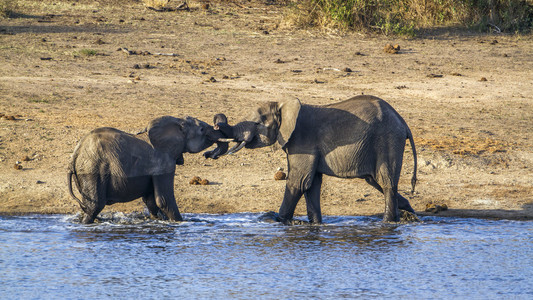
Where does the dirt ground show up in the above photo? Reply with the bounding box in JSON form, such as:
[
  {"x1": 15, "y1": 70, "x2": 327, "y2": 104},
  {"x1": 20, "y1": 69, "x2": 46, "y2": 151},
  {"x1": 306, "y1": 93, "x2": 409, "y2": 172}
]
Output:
[{"x1": 1, "y1": 0, "x2": 532, "y2": 221}]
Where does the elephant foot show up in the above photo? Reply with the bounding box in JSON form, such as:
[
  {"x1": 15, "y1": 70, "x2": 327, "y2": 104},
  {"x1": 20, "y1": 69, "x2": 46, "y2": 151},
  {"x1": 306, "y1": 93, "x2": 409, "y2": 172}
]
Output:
[
  {"x1": 80, "y1": 214, "x2": 96, "y2": 224},
  {"x1": 382, "y1": 212, "x2": 400, "y2": 223},
  {"x1": 259, "y1": 212, "x2": 308, "y2": 225},
  {"x1": 258, "y1": 211, "x2": 279, "y2": 223}
]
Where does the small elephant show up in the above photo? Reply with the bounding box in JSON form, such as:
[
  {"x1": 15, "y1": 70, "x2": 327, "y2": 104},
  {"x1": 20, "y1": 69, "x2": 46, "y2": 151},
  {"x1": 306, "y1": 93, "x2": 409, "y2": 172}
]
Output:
[
  {"x1": 210, "y1": 95, "x2": 417, "y2": 223},
  {"x1": 68, "y1": 116, "x2": 227, "y2": 224}
]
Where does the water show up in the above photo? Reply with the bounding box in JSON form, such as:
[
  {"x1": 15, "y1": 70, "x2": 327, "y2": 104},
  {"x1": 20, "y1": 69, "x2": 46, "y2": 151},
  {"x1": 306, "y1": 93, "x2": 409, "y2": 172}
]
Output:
[{"x1": 0, "y1": 213, "x2": 531, "y2": 299}]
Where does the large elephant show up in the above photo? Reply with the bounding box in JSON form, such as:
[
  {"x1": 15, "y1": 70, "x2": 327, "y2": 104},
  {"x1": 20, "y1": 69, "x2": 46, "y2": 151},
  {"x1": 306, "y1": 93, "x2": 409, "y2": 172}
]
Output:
[
  {"x1": 211, "y1": 95, "x2": 417, "y2": 223},
  {"x1": 68, "y1": 115, "x2": 228, "y2": 224}
]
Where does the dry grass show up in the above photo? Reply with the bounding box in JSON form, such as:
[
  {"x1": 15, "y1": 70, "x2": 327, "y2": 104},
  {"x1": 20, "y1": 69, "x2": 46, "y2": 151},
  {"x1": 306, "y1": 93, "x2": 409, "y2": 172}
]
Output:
[
  {"x1": 283, "y1": 0, "x2": 533, "y2": 34},
  {"x1": 142, "y1": 0, "x2": 170, "y2": 9},
  {"x1": 0, "y1": 0, "x2": 18, "y2": 18}
]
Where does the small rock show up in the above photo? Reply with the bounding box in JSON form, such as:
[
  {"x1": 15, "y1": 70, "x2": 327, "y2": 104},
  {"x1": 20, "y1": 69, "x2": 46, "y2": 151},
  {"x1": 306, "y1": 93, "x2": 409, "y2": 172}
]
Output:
[
  {"x1": 343, "y1": 67, "x2": 352, "y2": 73},
  {"x1": 274, "y1": 171, "x2": 286, "y2": 180},
  {"x1": 36, "y1": 180, "x2": 45, "y2": 184},
  {"x1": 479, "y1": 77, "x2": 488, "y2": 82},
  {"x1": 200, "y1": 179, "x2": 209, "y2": 185},
  {"x1": 22, "y1": 156, "x2": 31, "y2": 161},
  {"x1": 427, "y1": 74, "x2": 443, "y2": 78},
  {"x1": 209, "y1": 77, "x2": 217, "y2": 83},
  {"x1": 133, "y1": 64, "x2": 141, "y2": 69},
  {"x1": 14, "y1": 163, "x2": 23, "y2": 170}
]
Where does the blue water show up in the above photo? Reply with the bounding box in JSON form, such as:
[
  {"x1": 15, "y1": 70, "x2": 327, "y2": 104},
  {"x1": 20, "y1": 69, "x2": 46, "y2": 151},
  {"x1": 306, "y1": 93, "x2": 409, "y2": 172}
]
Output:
[{"x1": 0, "y1": 213, "x2": 531, "y2": 299}]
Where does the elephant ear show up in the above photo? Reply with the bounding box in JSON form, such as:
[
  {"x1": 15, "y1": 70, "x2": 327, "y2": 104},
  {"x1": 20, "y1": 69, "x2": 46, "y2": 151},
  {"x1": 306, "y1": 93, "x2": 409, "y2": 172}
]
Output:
[
  {"x1": 277, "y1": 98, "x2": 301, "y2": 148},
  {"x1": 147, "y1": 116, "x2": 186, "y2": 155}
]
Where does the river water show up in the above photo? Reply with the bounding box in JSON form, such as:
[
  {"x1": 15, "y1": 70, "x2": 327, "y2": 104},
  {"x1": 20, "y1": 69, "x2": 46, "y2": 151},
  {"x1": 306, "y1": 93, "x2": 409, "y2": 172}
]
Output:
[{"x1": 0, "y1": 213, "x2": 531, "y2": 299}]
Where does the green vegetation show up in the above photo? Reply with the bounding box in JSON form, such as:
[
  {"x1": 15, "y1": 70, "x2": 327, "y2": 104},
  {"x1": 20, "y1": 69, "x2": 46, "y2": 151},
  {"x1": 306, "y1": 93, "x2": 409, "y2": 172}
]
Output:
[
  {"x1": 0, "y1": 0, "x2": 18, "y2": 18},
  {"x1": 284, "y1": 0, "x2": 533, "y2": 34},
  {"x1": 74, "y1": 49, "x2": 98, "y2": 57}
]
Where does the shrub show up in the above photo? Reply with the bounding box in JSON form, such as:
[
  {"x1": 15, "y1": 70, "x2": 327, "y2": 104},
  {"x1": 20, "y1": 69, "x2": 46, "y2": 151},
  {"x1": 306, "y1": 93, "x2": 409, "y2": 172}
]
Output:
[{"x1": 284, "y1": 0, "x2": 533, "y2": 34}]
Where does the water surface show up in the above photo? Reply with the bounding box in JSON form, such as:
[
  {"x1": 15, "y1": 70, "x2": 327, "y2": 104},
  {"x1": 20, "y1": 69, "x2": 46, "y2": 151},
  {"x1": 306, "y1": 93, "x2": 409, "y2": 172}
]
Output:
[{"x1": 0, "y1": 213, "x2": 531, "y2": 298}]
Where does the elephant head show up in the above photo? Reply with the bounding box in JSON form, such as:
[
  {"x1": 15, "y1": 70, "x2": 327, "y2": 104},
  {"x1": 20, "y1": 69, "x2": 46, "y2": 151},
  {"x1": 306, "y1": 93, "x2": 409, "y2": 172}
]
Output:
[
  {"x1": 147, "y1": 116, "x2": 228, "y2": 162},
  {"x1": 212, "y1": 99, "x2": 301, "y2": 155}
]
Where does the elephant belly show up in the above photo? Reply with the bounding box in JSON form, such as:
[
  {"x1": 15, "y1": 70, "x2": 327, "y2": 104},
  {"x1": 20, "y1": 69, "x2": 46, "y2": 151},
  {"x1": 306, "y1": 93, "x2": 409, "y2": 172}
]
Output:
[
  {"x1": 318, "y1": 145, "x2": 373, "y2": 179},
  {"x1": 107, "y1": 176, "x2": 152, "y2": 203}
]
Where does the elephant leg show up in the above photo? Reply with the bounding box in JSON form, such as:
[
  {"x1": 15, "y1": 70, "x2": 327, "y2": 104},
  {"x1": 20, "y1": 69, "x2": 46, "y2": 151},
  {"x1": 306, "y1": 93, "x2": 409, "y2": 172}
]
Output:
[
  {"x1": 142, "y1": 193, "x2": 163, "y2": 219},
  {"x1": 153, "y1": 174, "x2": 183, "y2": 222},
  {"x1": 278, "y1": 185, "x2": 304, "y2": 224},
  {"x1": 365, "y1": 176, "x2": 384, "y2": 193},
  {"x1": 375, "y1": 165, "x2": 400, "y2": 222},
  {"x1": 383, "y1": 187, "x2": 399, "y2": 222},
  {"x1": 304, "y1": 173, "x2": 323, "y2": 224},
  {"x1": 80, "y1": 177, "x2": 107, "y2": 224},
  {"x1": 397, "y1": 194, "x2": 415, "y2": 213},
  {"x1": 365, "y1": 176, "x2": 414, "y2": 213}
]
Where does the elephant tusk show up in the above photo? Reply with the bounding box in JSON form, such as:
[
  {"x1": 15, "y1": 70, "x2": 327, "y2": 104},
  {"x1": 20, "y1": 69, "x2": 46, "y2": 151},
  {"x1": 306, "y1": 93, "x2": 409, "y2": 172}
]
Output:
[
  {"x1": 226, "y1": 141, "x2": 246, "y2": 155},
  {"x1": 218, "y1": 138, "x2": 234, "y2": 142}
]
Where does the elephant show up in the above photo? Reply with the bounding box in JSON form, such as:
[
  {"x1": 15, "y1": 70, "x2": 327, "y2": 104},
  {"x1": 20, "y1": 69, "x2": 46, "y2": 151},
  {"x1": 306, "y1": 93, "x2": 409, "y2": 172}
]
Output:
[
  {"x1": 209, "y1": 95, "x2": 417, "y2": 223},
  {"x1": 68, "y1": 115, "x2": 229, "y2": 224}
]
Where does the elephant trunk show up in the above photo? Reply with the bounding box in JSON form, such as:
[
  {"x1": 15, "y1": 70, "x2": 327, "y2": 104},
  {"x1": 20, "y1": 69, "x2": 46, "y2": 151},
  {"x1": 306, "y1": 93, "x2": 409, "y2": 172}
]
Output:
[{"x1": 204, "y1": 115, "x2": 232, "y2": 159}]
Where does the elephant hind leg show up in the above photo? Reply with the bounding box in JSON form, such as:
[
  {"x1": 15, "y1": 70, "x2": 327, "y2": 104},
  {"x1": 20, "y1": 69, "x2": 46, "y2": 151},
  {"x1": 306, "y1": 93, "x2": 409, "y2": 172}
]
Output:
[
  {"x1": 79, "y1": 179, "x2": 107, "y2": 224},
  {"x1": 382, "y1": 187, "x2": 399, "y2": 222},
  {"x1": 142, "y1": 193, "x2": 165, "y2": 220},
  {"x1": 304, "y1": 173, "x2": 323, "y2": 224},
  {"x1": 374, "y1": 167, "x2": 400, "y2": 222},
  {"x1": 365, "y1": 176, "x2": 414, "y2": 213},
  {"x1": 396, "y1": 194, "x2": 415, "y2": 213}
]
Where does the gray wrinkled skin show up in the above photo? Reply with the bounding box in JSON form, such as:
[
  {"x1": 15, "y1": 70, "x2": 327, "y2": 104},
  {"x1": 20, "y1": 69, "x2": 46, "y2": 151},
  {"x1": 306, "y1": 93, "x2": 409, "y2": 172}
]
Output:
[
  {"x1": 216, "y1": 95, "x2": 417, "y2": 223},
  {"x1": 68, "y1": 116, "x2": 225, "y2": 224}
]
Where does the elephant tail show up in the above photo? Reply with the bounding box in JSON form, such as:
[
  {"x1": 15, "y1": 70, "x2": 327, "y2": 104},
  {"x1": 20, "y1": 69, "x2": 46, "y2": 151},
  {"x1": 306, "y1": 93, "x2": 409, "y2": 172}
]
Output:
[
  {"x1": 407, "y1": 128, "x2": 417, "y2": 193},
  {"x1": 67, "y1": 170, "x2": 89, "y2": 214}
]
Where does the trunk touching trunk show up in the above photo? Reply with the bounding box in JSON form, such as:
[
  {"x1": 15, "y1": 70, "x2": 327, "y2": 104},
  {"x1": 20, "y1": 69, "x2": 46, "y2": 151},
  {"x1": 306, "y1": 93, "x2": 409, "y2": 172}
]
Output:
[{"x1": 203, "y1": 114, "x2": 232, "y2": 159}]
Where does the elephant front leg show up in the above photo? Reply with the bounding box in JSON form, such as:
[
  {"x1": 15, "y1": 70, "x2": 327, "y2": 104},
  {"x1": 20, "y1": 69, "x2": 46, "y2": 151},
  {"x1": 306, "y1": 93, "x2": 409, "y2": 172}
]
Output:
[
  {"x1": 278, "y1": 185, "x2": 304, "y2": 224},
  {"x1": 304, "y1": 173, "x2": 323, "y2": 224},
  {"x1": 153, "y1": 174, "x2": 183, "y2": 222}
]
